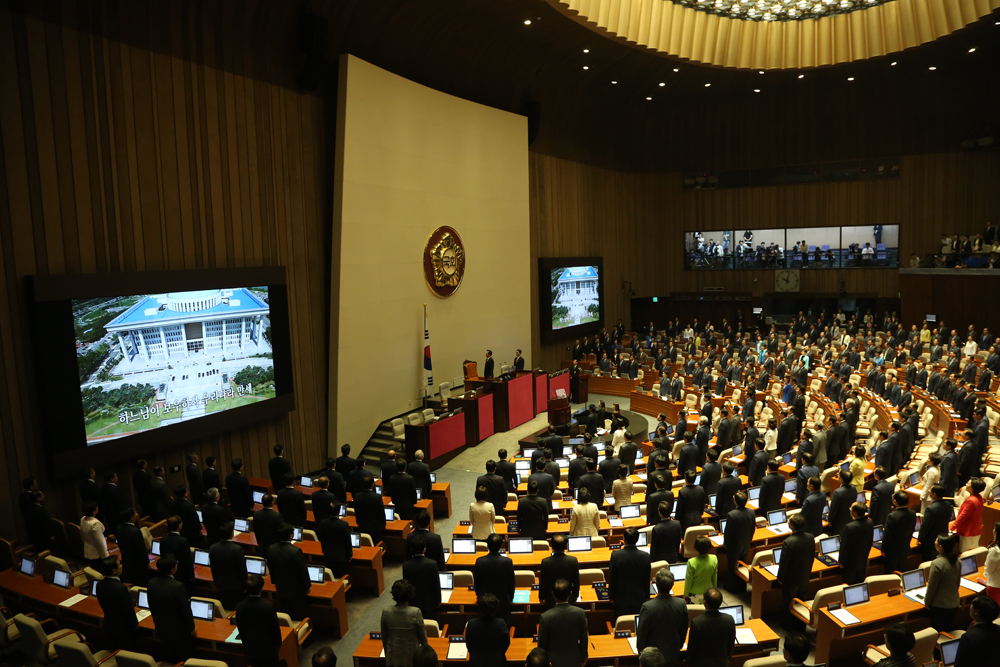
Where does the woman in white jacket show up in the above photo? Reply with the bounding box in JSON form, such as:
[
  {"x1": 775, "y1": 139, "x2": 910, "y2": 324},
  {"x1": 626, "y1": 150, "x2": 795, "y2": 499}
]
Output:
[
  {"x1": 469, "y1": 485, "x2": 496, "y2": 540},
  {"x1": 963, "y1": 335, "x2": 978, "y2": 357},
  {"x1": 570, "y1": 487, "x2": 601, "y2": 537},
  {"x1": 80, "y1": 500, "x2": 109, "y2": 568}
]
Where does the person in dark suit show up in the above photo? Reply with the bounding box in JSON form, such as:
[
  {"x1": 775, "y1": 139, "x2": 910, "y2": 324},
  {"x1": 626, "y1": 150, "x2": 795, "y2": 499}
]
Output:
[
  {"x1": 380, "y1": 451, "x2": 400, "y2": 497},
  {"x1": 133, "y1": 460, "x2": 153, "y2": 518},
  {"x1": 476, "y1": 460, "x2": 509, "y2": 519},
  {"x1": 388, "y1": 459, "x2": 418, "y2": 521},
  {"x1": 644, "y1": 471, "x2": 674, "y2": 524},
  {"x1": 234, "y1": 573, "x2": 283, "y2": 667},
  {"x1": 210, "y1": 522, "x2": 248, "y2": 610},
  {"x1": 171, "y1": 485, "x2": 202, "y2": 547},
  {"x1": 406, "y1": 510, "x2": 444, "y2": 569},
  {"x1": 24, "y1": 491, "x2": 53, "y2": 555},
  {"x1": 579, "y1": 434, "x2": 599, "y2": 467},
  {"x1": 678, "y1": 432, "x2": 699, "y2": 475},
  {"x1": 539, "y1": 535, "x2": 580, "y2": 609},
  {"x1": 495, "y1": 449, "x2": 517, "y2": 492},
  {"x1": 609, "y1": 528, "x2": 652, "y2": 618},
  {"x1": 316, "y1": 457, "x2": 348, "y2": 503},
  {"x1": 252, "y1": 494, "x2": 282, "y2": 557},
  {"x1": 918, "y1": 485, "x2": 953, "y2": 561},
  {"x1": 409, "y1": 450, "x2": 433, "y2": 498},
  {"x1": 715, "y1": 462, "x2": 741, "y2": 517},
  {"x1": 686, "y1": 588, "x2": 736, "y2": 667},
  {"x1": 577, "y1": 459, "x2": 605, "y2": 510},
  {"x1": 80, "y1": 467, "x2": 100, "y2": 506},
  {"x1": 677, "y1": 470, "x2": 708, "y2": 532},
  {"x1": 723, "y1": 491, "x2": 756, "y2": 593},
  {"x1": 528, "y1": 457, "x2": 556, "y2": 504},
  {"x1": 618, "y1": 437, "x2": 639, "y2": 475},
  {"x1": 759, "y1": 461, "x2": 785, "y2": 513},
  {"x1": 700, "y1": 449, "x2": 722, "y2": 497},
  {"x1": 873, "y1": 430, "x2": 894, "y2": 473},
  {"x1": 800, "y1": 476, "x2": 828, "y2": 537},
  {"x1": 347, "y1": 455, "x2": 369, "y2": 495},
  {"x1": 160, "y1": 515, "x2": 194, "y2": 589},
  {"x1": 827, "y1": 470, "x2": 856, "y2": 535},
  {"x1": 869, "y1": 467, "x2": 895, "y2": 528},
  {"x1": 202, "y1": 456, "x2": 221, "y2": 499},
  {"x1": 267, "y1": 524, "x2": 311, "y2": 620},
  {"x1": 466, "y1": 592, "x2": 511, "y2": 667},
  {"x1": 269, "y1": 444, "x2": 293, "y2": 492},
  {"x1": 598, "y1": 445, "x2": 621, "y2": 492},
  {"x1": 276, "y1": 474, "x2": 307, "y2": 527},
  {"x1": 354, "y1": 474, "x2": 387, "y2": 546},
  {"x1": 512, "y1": 349, "x2": 526, "y2": 372},
  {"x1": 955, "y1": 595, "x2": 1000, "y2": 666},
  {"x1": 584, "y1": 405, "x2": 602, "y2": 436},
  {"x1": 98, "y1": 471, "x2": 125, "y2": 536},
  {"x1": 226, "y1": 458, "x2": 254, "y2": 518},
  {"x1": 317, "y1": 502, "x2": 354, "y2": 578},
  {"x1": 474, "y1": 534, "x2": 516, "y2": 623},
  {"x1": 566, "y1": 444, "x2": 588, "y2": 490},
  {"x1": 538, "y1": 579, "x2": 588, "y2": 667},
  {"x1": 839, "y1": 503, "x2": 874, "y2": 585},
  {"x1": 401, "y1": 533, "x2": 440, "y2": 621},
  {"x1": 115, "y1": 508, "x2": 149, "y2": 586},
  {"x1": 746, "y1": 438, "x2": 770, "y2": 487},
  {"x1": 147, "y1": 555, "x2": 195, "y2": 662},
  {"x1": 939, "y1": 438, "x2": 960, "y2": 494},
  {"x1": 96, "y1": 556, "x2": 139, "y2": 650},
  {"x1": 517, "y1": 480, "x2": 550, "y2": 541},
  {"x1": 335, "y1": 444, "x2": 357, "y2": 478},
  {"x1": 637, "y1": 567, "x2": 688, "y2": 667},
  {"x1": 311, "y1": 477, "x2": 337, "y2": 524},
  {"x1": 777, "y1": 514, "x2": 815, "y2": 631},
  {"x1": 695, "y1": 417, "x2": 711, "y2": 466},
  {"x1": 201, "y1": 488, "x2": 229, "y2": 546},
  {"x1": 777, "y1": 413, "x2": 798, "y2": 456},
  {"x1": 149, "y1": 467, "x2": 170, "y2": 521},
  {"x1": 649, "y1": 498, "x2": 682, "y2": 560},
  {"x1": 882, "y1": 490, "x2": 918, "y2": 574}
]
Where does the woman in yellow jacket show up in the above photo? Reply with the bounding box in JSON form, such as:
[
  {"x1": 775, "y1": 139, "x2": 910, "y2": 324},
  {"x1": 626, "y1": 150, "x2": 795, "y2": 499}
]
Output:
[
  {"x1": 848, "y1": 445, "x2": 867, "y2": 494},
  {"x1": 570, "y1": 487, "x2": 601, "y2": 537}
]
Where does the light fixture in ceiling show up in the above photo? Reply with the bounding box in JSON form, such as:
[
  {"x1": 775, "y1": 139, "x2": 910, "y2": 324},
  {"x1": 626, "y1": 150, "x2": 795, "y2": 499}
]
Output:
[
  {"x1": 753, "y1": 89, "x2": 761, "y2": 93},
  {"x1": 659, "y1": 82, "x2": 666, "y2": 87},
  {"x1": 523, "y1": 19, "x2": 531, "y2": 25},
  {"x1": 667, "y1": 0, "x2": 893, "y2": 22},
  {"x1": 968, "y1": 47, "x2": 976, "y2": 52},
  {"x1": 891, "y1": 61, "x2": 897, "y2": 66},
  {"x1": 847, "y1": 77, "x2": 855, "y2": 81},
  {"x1": 929, "y1": 66, "x2": 937, "y2": 70},
  {"x1": 704, "y1": 83, "x2": 711, "y2": 87},
  {"x1": 798, "y1": 74, "x2": 805, "y2": 79},
  {"x1": 583, "y1": 49, "x2": 590, "y2": 53},
  {"x1": 583, "y1": 66, "x2": 589, "y2": 70},
  {"x1": 646, "y1": 96, "x2": 652, "y2": 100},
  {"x1": 673, "y1": 68, "x2": 679, "y2": 72},
  {"x1": 611, "y1": 80, "x2": 618, "y2": 84}
]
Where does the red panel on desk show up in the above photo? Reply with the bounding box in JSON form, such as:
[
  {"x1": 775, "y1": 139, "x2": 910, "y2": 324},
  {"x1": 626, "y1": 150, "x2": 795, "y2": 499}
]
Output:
[
  {"x1": 550, "y1": 373, "x2": 570, "y2": 400},
  {"x1": 535, "y1": 374, "x2": 547, "y2": 414},
  {"x1": 429, "y1": 413, "x2": 466, "y2": 460},
  {"x1": 477, "y1": 393, "x2": 494, "y2": 441},
  {"x1": 508, "y1": 374, "x2": 534, "y2": 429}
]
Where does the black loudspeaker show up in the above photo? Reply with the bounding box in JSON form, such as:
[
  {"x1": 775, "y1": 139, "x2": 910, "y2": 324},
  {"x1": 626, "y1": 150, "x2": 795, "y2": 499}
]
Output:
[
  {"x1": 520, "y1": 100, "x2": 542, "y2": 146},
  {"x1": 295, "y1": 12, "x2": 328, "y2": 92}
]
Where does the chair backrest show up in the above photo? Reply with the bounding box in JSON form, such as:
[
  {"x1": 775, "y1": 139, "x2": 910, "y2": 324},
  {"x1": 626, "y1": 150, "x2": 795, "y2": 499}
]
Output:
[
  {"x1": 52, "y1": 639, "x2": 98, "y2": 667},
  {"x1": 687, "y1": 604, "x2": 706, "y2": 619},
  {"x1": 579, "y1": 568, "x2": 605, "y2": 584},
  {"x1": 864, "y1": 574, "x2": 900, "y2": 596},
  {"x1": 424, "y1": 619, "x2": 442, "y2": 638},
  {"x1": 406, "y1": 412, "x2": 422, "y2": 425},
  {"x1": 533, "y1": 540, "x2": 550, "y2": 552},
  {"x1": 452, "y1": 570, "x2": 474, "y2": 587},
  {"x1": 514, "y1": 571, "x2": 535, "y2": 587},
  {"x1": 910, "y1": 627, "x2": 940, "y2": 663},
  {"x1": 743, "y1": 656, "x2": 787, "y2": 667},
  {"x1": 12, "y1": 614, "x2": 47, "y2": 662},
  {"x1": 809, "y1": 585, "x2": 846, "y2": 629},
  {"x1": 422, "y1": 409, "x2": 435, "y2": 421},
  {"x1": 591, "y1": 536, "x2": 607, "y2": 549},
  {"x1": 359, "y1": 533, "x2": 374, "y2": 547},
  {"x1": 113, "y1": 652, "x2": 160, "y2": 667},
  {"x1": 613, "y1": 614, "x2": 635, "y2": 632},
  {"x1": 819, "y1": 466, "x2": 838, "y2": 493},
  {"x1": 682, "y1": 525, "x2": 713, "y2": 558}
]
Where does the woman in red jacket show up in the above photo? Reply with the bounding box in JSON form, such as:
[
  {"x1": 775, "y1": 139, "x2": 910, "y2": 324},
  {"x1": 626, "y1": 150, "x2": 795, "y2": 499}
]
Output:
[{"x1": 951, "y1": 478, "x2": 986, "y2": 553}]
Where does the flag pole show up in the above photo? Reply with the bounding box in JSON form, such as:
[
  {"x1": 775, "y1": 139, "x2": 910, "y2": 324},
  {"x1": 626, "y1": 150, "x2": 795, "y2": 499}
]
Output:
[{"x1": 423, "y1": 303, "x2": 428, "y2": 412}]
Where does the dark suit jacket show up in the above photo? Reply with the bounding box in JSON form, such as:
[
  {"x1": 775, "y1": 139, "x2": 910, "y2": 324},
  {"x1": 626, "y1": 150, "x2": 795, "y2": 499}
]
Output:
[
  {"x1": 202, "y1": 467, "x2": 221, "y2": 496},
  {"x1": 252, "y1": 507, "x2": 283, "y2": 556},
  {"x1": 700, "y1": 462, "x2": 722, "y2": 496},
  {"x1": 539, "y1": 553, "x2": 580, "y2": 609},
  {"x1": 651, "y1": 519, "x2": 682, "y2": 563},
  {"x1": 724, "y1": 507, "x2": 757, "y2": 559},
  {"x1": 172, "y1": 498, "x2": 202, "y2": 546},
  {"x1": 677, "y1": 484, "x2": 707, "y2": 530},
  {"x1": 160, "y1": 532, "x2": 194, "y2": 585},
  {"x1": 150, "y1": 477, "x2": 170, "y2": 521},
  {"x1": 96, "y1": 576, "x2": 138, "y2": 643},
  {"x1": 484, "y1": 357, "x2": 494, "y2": 378},
  {"x1": 401, "y1": 554, "x2": 440, "y2": 619},
  {"x1": 496, "y1": 459, "x2": 518, "y2": 492},
  {"x1": 80, "y1": 479, "x2": 100, "y2": 505},
  {"x1": 678, "y1": 443, "x2": 699, "y2": 474},
  {"x1": 335, "y1": 455, "x2": 358, "y2": 478},
  {"x1": 687, "y1": 610, "x2": 736, "y2": 667},
  {"x1": 201, "y1": 501, "x2": 229, "y2": 546},
  {"x1": 517, "y1": 495, "x2": 550, "y2": 540},
  {"x1": 828, "y1": 485, "x2": 855, "y2": 536},
  {"x1": 235, "y1": 595, "x2": 283, "y2": 665},
  {"x1": 777, "y1": 530, "x2": 815, "y2": 592},
  {"x1": 133, "y1": 470, "x2": 153, "y2": 516},
  {"x1": 24, "y1": 503, "x2": 52, "y2": 553},
  {"x1": 474, "y1": 553, "x2": 516, "y2": 617},
  {"x1": 148, "y1": 574, "x2": 194, "y2": 641},
  {"x1": 476, "y1": 473, "x2": 508, "y2": 517},
  {"x1": 98, "y1": 483, "x2": 125, "y2": 533},
  {"x1": 321, "y1": 470, "x2": 348, "y2": 502},
  {"x1": 618, "y1": 442, "x2": 639, "y2": 474},
  {"x1": 955, "y1": 620, "x2": 1000, "y2": 666},
  {"x1": 759, "y1": 472, "x2": 785, "y2": 512},
  {"x1": 577, "y1": 472, "x2": 605, "y2": 508},
  {"x1": 747, "y1": 450, "x2": 769, "y2": 486},
  {"x1": 869, "y1": 480, "x2": 895, "y2": 527},
  {"x1": 186, "y1": 464, "x2": 204, "y2": 505},
  {"x1": 266, "y1": 542, "x2": 311, "y2": 602},
  {"x1": 528, "y1": 472, "x2": 556, "y2": 503},
  {"x1": 354, "y1": 489, "x2": 387, "y2": 546},
  {"x1": 645, "y1": 489, "x2": 674, "y2": 525},
  {"x1": 598, "y1": 457, "x2": 621, "y2": 491},
  {"x1": 839, "y1": 517, "x2": 874, "y2": 584},
  {"x1": 538, "y1": 602, "x2": 589, "y2": 667},
  {"x1": 389, "y1": 473, "x2": 417, "y2": 520},
  {"x1": 276, "y1": 487, "x2": 307, "y2": 527},
  {"x1": 466, "y1": 616, "x2": 510, "y2": 667},
  {"x1": 881, "y1": 506, "x2": 917, "y2": 572},
  {"x1": 918, "y1": 499, "x2": 953, "y2": 559},
  {"x1": 317, "y1": 516, "x2": 354, "y2": 575},
  {"x1": 408, "y1": 461, "x2": 433, "y2": 496},
  {"x1": 226, "y1": 471, "x2": 253, "y2": 518},
  {"x1": 940, "y1": 450, "x2": 960, "y2": 491},
  {"x1": 115, "y1": 522, "x2": 148, "y2": 585},
  {"x1": 209, "y1": 539, "x2": 248, "y2": 594},
  {"x1": 268, "y1": 456, "x2": 292, "y2": 491},
  {"x1": 405, "y1": 528, "x2": 445, "y2": 570},
  {"x1": 715, "y1": 476, "x2": 741, "y2": 517},
  {"x1": 609, "y1": 546, "x2": 651, "y2": 618},
  {"x1": 310, "y1": 489, "x2": 337, "y2": 524},
  {"x1": 637, "y1": 595, "x2": 689, "y2": 667},
  {"x1": 800, "y1": 491, "x2": 828, "y2": 537}
]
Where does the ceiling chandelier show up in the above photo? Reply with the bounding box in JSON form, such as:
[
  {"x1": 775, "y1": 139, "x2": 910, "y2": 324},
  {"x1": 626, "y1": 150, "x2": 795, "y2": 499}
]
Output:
[{"x1": 668, "y1": 0, "x2": 893, "y2": 21}]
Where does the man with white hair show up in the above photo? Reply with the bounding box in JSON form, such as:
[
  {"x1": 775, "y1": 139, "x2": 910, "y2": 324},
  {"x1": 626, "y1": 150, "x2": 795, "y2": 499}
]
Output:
[{"x1": 408, "y1": 450, "x2": 432, "y2": 498}]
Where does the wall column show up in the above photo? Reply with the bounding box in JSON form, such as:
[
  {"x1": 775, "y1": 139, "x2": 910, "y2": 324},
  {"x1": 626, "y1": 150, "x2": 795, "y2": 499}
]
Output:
[
  {"x1": 117, "y1": 333, "x2": 129, "y2": 366},
  {"x1": 159, "y1": 327, "x2": 169, "y2": 359},
  {"x1": 181, "y1": 323, "x2": 189, "y2": 357},
  {"x1": 223, "y1": 319, "x2": 228, "y2": 354}
]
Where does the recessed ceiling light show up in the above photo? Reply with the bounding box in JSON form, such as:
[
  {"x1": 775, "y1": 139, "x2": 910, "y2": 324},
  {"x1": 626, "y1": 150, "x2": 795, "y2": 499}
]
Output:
[
  {"x1": 753, "y1": 89, "x2": 761, "y2": 93},
  {"x1": 968, "y1": 47, "x2": 976, "y2": 53},
  {"x1": 646, "y1": 96, "x2": 652, "y2": 100},
  {"x1": 704, "y1": 83, "x2": 711, "y2": 87},
  {"x1": 759, "y1": 70, "x2": 765, "y2": 74},
  {"x1": 673, "y1": 68, "x2": 679, "y2": 72},
  {"x1": 798, "y1": 74, "x2": 804, "y2": 79},
  {"x1": 583, "y1": 66, "x2": 589, "y2": 70},
  {"x1": 524, "y1": 19, "x2": 531, "y2": 25},
  {"x1": 583, "y1": 49, "x2": 590, "y2": 53},
  {"x1": 929, "y1": 66, "x2": 936, "y2": 70},
  {"x1": 847, "y1": 77, "x2": 854, "y2": 81},
  {"x1": 611, "y1": 80, "x2": 618, "y2": 84},
  {"x1": 890, "y1": 61, "x2": 897, "y2": 66},
  {"x1": 659, "y1": 82, "x2": 666, "y2": 87}
]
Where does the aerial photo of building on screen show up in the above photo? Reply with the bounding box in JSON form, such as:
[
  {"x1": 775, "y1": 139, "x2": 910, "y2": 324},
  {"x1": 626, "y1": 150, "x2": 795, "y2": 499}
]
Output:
[
  {"x1": 75, "y1": 288, "x2": 275, "y2": 444},
  {"x1": 551, "y1": 266, "x2": 600, "y2": 329}
]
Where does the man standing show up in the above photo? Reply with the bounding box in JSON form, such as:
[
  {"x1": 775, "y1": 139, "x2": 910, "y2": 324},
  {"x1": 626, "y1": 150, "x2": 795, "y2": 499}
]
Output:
[
  {"x1": 147, "y1": 555, "x2": 195, "y2": 662},
  {"x1": 202, "y1": 456, "x2": 221, "y2": 497},
  {"x1": 405, "y1": 510, "x2": 444, "y2": 569},
  {"x1": 881, "y1": 491, "x2": 917, "y2": 574},
  {"x1": 267, "y1": 524, "x2": 312, "y2": 620},
  {"x1": 677, "y1": 471, "x2": 707, "y2": 532},
  {"x1": 116, "y1": 508, "x2": 149, "y2": 586},
  {"x1": 96, "y1": 556, "x2": 139, "y2": 650},
  {"x1": 827, "y1": 470, "x2": 855, "y2": 535},
  {"x1": 269, "y1": 444, "x2": 293, "y2": 492},
  {"x1": 24, "y1": 491, "x2": 53, "y2": 555},
  {"x1": 252, "y1": 494, "x2": 283, "y2": 557},
  {"x1": 609, "y1": 528, "x2": 652, "y2": 619},
  {"x1": 538, "y1": 579, "x2": 588, "y2": 667},
  {"x1": 380, "y1": 450, "x2": 399, "y2": 497},
  {"x1": 777, "y1": 514, "x2": 814, "y2": 631},
  {"x1": 409, "y1": 450, "x2": 433, "y2": 498},
  {"x1": 715, "y1": 462, "x2": 741, "y2": 517},
  {"x1": 160, "y1": 515, "x2": 194, "y2": 589},
  {"x1": 201, "y1": 488, "x2": 229, "y2": 546},
  {"x1": 185, "y1": 453, "x2": 204, "y2": 506},
  {"x1": 354, "y1": 475, "x2": 387, "y2": 546},
  {"x1": 918, "y1": 485, "x2": 953, "y2": 561},
  {"x1": 226, "y1": 458, "x2": 253, "y2": 518},
  {"x1": 401, "y1": 533, "x2": 440, "y2": 621},
  {"x1": 150, "y1": 466, "x2": 170, "y2": 521},
  {"x1": 517, "y1": 481, "x2": 550, "y2": 541},
  {"x1": 98, "y1": 472, "x2": 125, "y2": 536},
  {"x1": 869, "y1": 467, "x2": 896, "y2": 528},
  {"x1": 389, "y1": 459, "x2": 418, "y2": 521},
  {"x1": 723, "y1": 491, "x2": 756, "y2": 593},
  {"x1": 210, "y1": 522, "x2": 248, "y2": 610},
  {"x1": 686, "y1": 588, "x2": 736, "y2": 667},
  {"x1": 335, "y1": 444, "x2": 357, "y2": 478},
  {"x1": 277, "y1": 474, "x2": 307, "y2": 527},
  {"x1": 133, "y1": 460, "x2": 153, "y2": 518},
  {"x1": 513, "y1": 349, "x2": 525, "y2": 371},
  {"x1": 476, "y1": 460, "x2": 509, "y2": 518},
  {"x1": 235, "y1": 574, "x2": 284, "y2": 667},
  {"x1": 636, "y1": 568, "x2": 688, "y2": 667},
  {"x1": 800, "y1": 477, "x2": 828, "y2": 537},
  {"x1": 839, "y1": 503, "x2": 874, "y2": 585},
  {"x1": 311, "y1": 477, "x2": 338, "y2": 524},
  {"x1": 759, "y1": 460, "x2": 785, "y2": 513},
  {"x1": 474, "y1": 534, "x2": 516, "y2": 624},
  {"x1": 539, "y1": 535, "x2": 580, "y2": 609},
  {"x1": 317, "y1": 503, "x2": 354, "y2": 578},
  {"x1": 484, "y1": 350, "x2": 495, "y2": 379}
]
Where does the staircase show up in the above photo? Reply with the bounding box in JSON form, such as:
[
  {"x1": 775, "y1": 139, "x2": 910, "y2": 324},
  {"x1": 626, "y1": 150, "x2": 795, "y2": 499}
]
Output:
[{"x1": 360, "y1": 420, "x2": 400, "y2": 474}]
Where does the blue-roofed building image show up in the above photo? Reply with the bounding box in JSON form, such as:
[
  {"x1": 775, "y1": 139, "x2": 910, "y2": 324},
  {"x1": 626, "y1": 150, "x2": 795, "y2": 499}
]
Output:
[
  {"x1": 552, "y1": 266, "x2": 600, "y2": 329},
  {"x1": 105, "y1": 288, "x2": 270, "y2": 372}
]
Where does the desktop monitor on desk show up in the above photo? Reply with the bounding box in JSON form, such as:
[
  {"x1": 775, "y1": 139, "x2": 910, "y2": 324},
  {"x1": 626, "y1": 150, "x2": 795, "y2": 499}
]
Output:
[
  {"x1": 300, "y1": 476, "x2": 313, "y2": 487},
  {"x1": 307, "y1": 565, "x2": 326, "y2": 584},
  {"x1": 620, "y1": 504, "x2": 641, "y2": 519},
  {"x1": 508, "y1": 537, "x2": 533, "y2": 554},
  {"x1": 51, "y1": 569, "x2": 70, "y2": 588},
  {"x1": 784, "y1": 479, "x2": 797, "y2": 493},
  {"x1": 767, "y1": 510, "x2": 787, "y2": 526},
  {"x1": 843, "y1": 582, "x2": 870, "y2": 607},
  {"x1": 245, "y1": 557, "x2": 266, "y2": 575},
  {"x1": 452, "y1": 537, "x2": 476, "y2": 555},
  {"x1": 137, "y1": 589, "x2": 150, "y2": 609},
  {"x1": 960, "y1": 555, "x2": 978, "y2": 576},
  {"x1": 719, "y1": 605, "x2": 745, "y2": 625},
  {"x1": 567, "y1": 536, "x2": 592, "y2": 552},
  {"x1": 253, "y1": 490, "x2": 265, "y2": 504},
  {"x1": 190, "y1": 599, "x2": 215, "y2": 621},
  {"x1": 234, "y1": 518, "x2": 250, "y2": 533},
  {"x1": 383, "y1": 508, "x2": 394, "y2": 521},
  {"x1": 350, "y1": 533, "x2": 361, "y2": 549},
  {"x1": 193, "y1": 549, "x2": 210, "y2": 566},
  {"x1": 430, "y1": 472, "x2": 437, "y2": 484}
]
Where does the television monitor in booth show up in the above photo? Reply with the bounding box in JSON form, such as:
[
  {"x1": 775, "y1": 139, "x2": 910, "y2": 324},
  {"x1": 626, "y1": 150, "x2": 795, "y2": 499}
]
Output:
[
  {"x1": 30, "y1": 267, "x2": 295, "y2": 478},
  {"x1": 538, "y1": 257, "x2": 604, "y2": 344}
]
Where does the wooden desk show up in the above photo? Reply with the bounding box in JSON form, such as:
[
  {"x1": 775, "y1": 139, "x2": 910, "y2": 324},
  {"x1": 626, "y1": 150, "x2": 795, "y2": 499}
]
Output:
[
  {"x1": 910, "y1": 387, "x2": 965, "y2": 438},
  {"x1": 406, "y1": 412, "x2": 467, "y2": 462},
  {"x1": 813, "y1": 566, "x2": 984, "y2": 664},
  {"x1": 0, "y1": 569, "x2": 298, "y2": 666},
  {"x1": 586, "y1": 375, "x2": 640, "y2": 397},
  {"x1": 448, "y1": 389, "x2": 495, "y2": 445},
  {"x1": 431, "y1": 482, "x2": 453, "y2": 518}
]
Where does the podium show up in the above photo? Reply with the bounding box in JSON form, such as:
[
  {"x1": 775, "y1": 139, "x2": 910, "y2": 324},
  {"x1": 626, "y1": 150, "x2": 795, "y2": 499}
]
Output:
[
  {"x1": 448, "y1": 388, "x2": 494, "y2": 445},
  {"x1": 464, "y1": 371, "x2": 534, "y2": 432},
  {"x1": 547, "y1": 394, "x2": 570, "y2": 426}
]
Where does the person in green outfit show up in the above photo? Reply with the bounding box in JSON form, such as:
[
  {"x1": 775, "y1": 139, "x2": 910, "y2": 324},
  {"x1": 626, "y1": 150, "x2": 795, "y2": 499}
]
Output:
[{"x1": 684, "y1": 535, "x2": 718, "y2": 603}]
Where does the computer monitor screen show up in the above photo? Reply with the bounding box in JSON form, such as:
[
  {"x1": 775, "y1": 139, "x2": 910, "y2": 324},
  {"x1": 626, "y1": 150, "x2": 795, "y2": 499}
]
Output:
[
  {"x1": 190, "y1": 600, "x2": 215, "y2": 621},
  {"x1": 709, "y1": 494, "x2": 717, "y2": 508},
  {"x1": 508, "y1": 537, "x2": 533, "y2": 554},
  {"x1": 556, "y1": 458, "x2": 570, "y2": 468},
  {"x1": 597, "y1": 455, "x2": 606, "y2": 466},
  {"x1": 197, "y1": 510, "x2": 203, "y2": 523},
  {"x1": 574, "y1": 488, "x2": 579, "y2": 501},
  {"x1": 253, "y1": 490, "x2": 265, "y2": 504},
  {"x1": 732, "y1": 445, "x2": 742, "y2": 456},
  {"x1": 940, "y1": 638, "x2": 960, "y2": 665},
  {"x1": 137, "y1": 590, "x2": 149, "y2": 608},
  {"x1": 375, "y1": 486, "x2": 383, "y2": 496},
  {"x1": 841, "y1": 462, "x2": 850, "y2": 471},
  {"x1": 621, "y1": 504, "x2": 641, "y2": 519},
  {"x1": 772, "y1": 547, "x2": 783, "y2": 564},
  {"x1": 193, "y1": 549, "x2": 210, "y2": 566},
  {"x1": 909, "y1": 472, "x2": 919, "y2": 486},
  {"x1": 52, "y1": 569, "x2": 70, "y2": 588},
  {"x1": 383, "y1": 508, "x2": 395, "y2": 521},
  {"x1": 753, "y1": 307, "x2": 763, "y2": 315},
  {"x1": 784, "y1": 479, "x2": 797, "y2": 492},
  {"x1": 873, "y1": 526, "x2": 883, "y2": 542},
  {"x1": 430, "y1": 472, "x2": 437, "y2": 483},
  {"x1": 350, "y1": 533, "x2": 361, "y2": 548},
  {"x1": 636, "y1": 531, "x2": 648, "y2": 547},
  {"x1": 902, "y1": 569, "x2": 925, "y2": 591},
  {"x1": 669, "y1": 563, "x2": 687, "y2": 581},
  {"x1": 245, "y1": 557, "x2": 266, "y2": 575},
  {"x1": 960, "y1": 556, "x2": 978, "y2": 576},
  {"x1": 339, "y1": 504, "x2": 347, "y2": 517},
  {"x1": 857, "y1": 491, "x2": 867, "y2": 504},
  {"x1": 452, "y1": 538, "x2": 476, "y2": 554},
  {"x1": 439, "y1": 572, "x2": 454, "y2": 590},
  {"x1": 634, "y1": 614, "x2": 640, "y2": 634},
  {"x1": 720, "y1": 519, "x2": 728, "y2": 533},
  {"x1": 694, "y1": 475, "x2": 701, "y2": 485},
  {"x1": 546, "y1": 264, "x2": 602, "y2": 331},
  {"x1": 307, "y1": 565, "x2": 325, "y2": 584},
  {"x1": 821, "y1": 537, "x2": 840, "y2": 554},
  {"x1": 90, "y1": 580, "x2": 99, "y2": 596},
  {"x1": 748, "y1": 487, "x2": 760, "y2": 500},
  {"x1": 151, "y1": 540, "x2": 161, "y2": 556},
  {"x1": 719, "y1": 605, "x2": 745, "y2": 625},
  {"x1": 783, "y1": 453, "x2": 793, "y2": 464},
  {"x1": 300, "y1": 476, "x2": 313, "y2": 487},
  {"x1": 843, "y1": 583, "x2": 869, "y2": 606},
  {"x1": 292, "y1": 526, "x2": 303, "y2": 542},
  {"x1": 767, "y1": 510, "x2": 786, "y2": 525},
  {"x1": 567, "y1": 536, "x2": 592, "y2": 552},
  {"x1": 234, "y1": 518, "x2": 250, "y2": 533},
  {"x1": 522, "y1": 448, "x2": 536, "y2": 459},
  {"x1": 992, "y1": 485, "x2": 1000, "y2": 499},
  {"x1": 515, "y1": 460, "x2": 531, "y2": 471}
]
